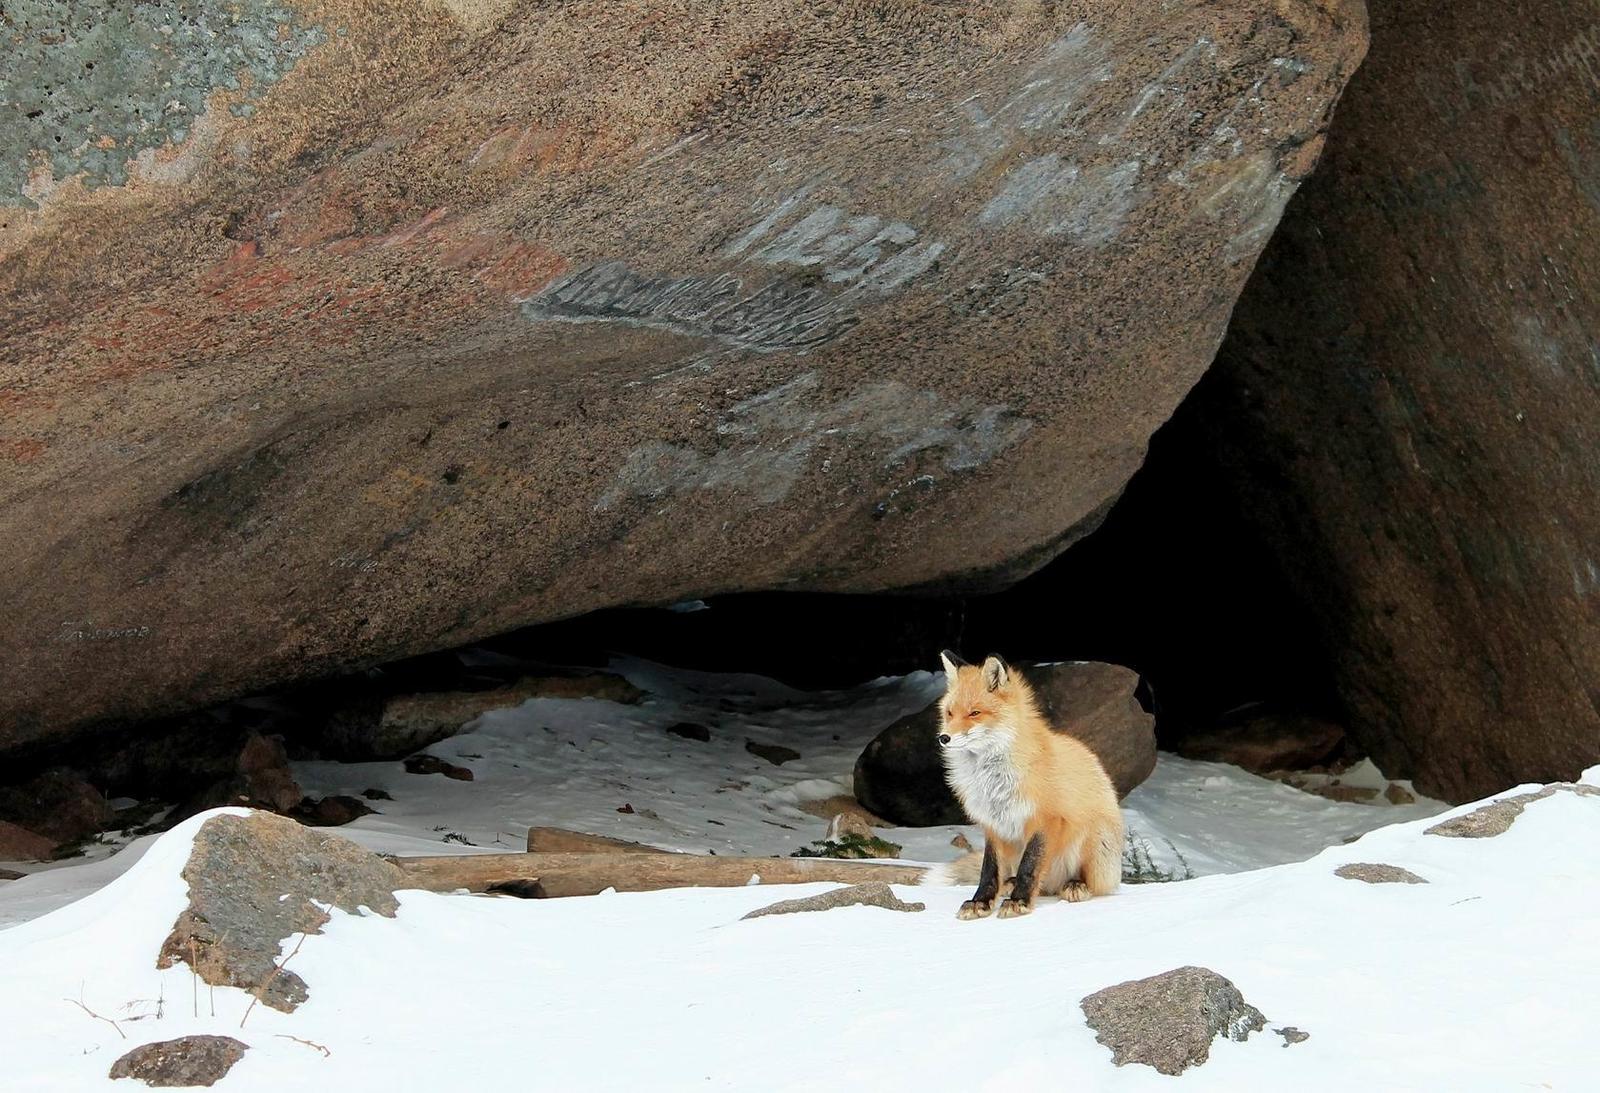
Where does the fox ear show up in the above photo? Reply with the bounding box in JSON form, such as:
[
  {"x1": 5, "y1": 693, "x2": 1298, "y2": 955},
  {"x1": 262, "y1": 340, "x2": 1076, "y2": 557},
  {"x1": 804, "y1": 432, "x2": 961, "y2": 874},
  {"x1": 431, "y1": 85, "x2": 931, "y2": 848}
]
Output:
[
  {"x1": 981, "y1": 655, "x2": 1009, "y2": 692},
  {"x1": 939, "y1": 650, "x2": 966, "y2": 684}
]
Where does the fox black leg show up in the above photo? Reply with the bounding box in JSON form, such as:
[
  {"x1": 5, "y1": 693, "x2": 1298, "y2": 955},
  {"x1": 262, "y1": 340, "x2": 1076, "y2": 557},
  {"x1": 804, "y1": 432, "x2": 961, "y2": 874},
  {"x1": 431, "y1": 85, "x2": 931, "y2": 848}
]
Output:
[
  {"x1": 956, "y1": 840, "x2": 1001, "y2": 920},
  {"x1": 998, "y1": 833, "x2": 1046, "y2": 919}
]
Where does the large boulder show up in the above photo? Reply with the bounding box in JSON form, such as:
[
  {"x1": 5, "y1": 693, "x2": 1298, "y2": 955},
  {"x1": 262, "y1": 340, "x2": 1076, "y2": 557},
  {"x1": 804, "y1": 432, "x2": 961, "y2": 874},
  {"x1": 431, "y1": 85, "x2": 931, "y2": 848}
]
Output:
[
  {"x1": 1185, "y1": 0, "x2": 1600, "y2": 801},
  {"x1": 854, "y1": 661, "x2": 1155, "y2": 826},
  {"x1": 0, "y1": 1, "x2": 1367, "y2": 750}
]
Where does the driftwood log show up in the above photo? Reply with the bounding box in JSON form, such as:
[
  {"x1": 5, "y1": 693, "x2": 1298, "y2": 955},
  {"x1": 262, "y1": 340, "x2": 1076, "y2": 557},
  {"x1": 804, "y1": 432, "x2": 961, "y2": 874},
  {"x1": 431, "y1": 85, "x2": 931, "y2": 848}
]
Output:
[
  {"x1": 523, "y1": 827, "x2": 674, "y2": 854},
  {"x1": 387, "y1": 851, "x2": 930, "y2": 899}
]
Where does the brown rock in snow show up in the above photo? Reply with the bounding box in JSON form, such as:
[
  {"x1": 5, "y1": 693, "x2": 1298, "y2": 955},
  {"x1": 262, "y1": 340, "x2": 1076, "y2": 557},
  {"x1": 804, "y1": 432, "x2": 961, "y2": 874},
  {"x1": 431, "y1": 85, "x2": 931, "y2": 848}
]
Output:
[{"x1": 108, "y1": 1035, "x2": 248, "y2": 1088}]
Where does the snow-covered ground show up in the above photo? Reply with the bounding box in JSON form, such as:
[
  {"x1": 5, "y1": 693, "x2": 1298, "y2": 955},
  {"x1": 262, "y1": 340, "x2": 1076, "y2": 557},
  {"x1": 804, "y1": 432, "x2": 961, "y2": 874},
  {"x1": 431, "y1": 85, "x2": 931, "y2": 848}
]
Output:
[
  {"x1": 3, "y1": 662, "x2": 1593, "y2": 1089},
  {"x1": 1, "y1": 659, "x2": 1446, "y2": 926},
  {"x1": 3, "y1": 771, "x2": 1597, "y2": 1090}
]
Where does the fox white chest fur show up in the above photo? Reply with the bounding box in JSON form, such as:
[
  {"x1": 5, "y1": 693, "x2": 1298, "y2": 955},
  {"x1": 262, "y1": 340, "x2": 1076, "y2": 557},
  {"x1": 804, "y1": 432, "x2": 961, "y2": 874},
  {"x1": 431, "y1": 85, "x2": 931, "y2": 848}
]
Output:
[{"x1": 942, "y1": 736, "x2": 1034, "y2": 842}]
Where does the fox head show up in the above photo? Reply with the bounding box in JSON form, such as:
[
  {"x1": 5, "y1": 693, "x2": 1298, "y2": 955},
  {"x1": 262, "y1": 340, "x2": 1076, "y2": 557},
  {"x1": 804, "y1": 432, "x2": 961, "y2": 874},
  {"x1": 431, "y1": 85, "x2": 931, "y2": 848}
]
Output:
[{"x1": 936, "y1": 651, "x2": 1015, "y2": 753}]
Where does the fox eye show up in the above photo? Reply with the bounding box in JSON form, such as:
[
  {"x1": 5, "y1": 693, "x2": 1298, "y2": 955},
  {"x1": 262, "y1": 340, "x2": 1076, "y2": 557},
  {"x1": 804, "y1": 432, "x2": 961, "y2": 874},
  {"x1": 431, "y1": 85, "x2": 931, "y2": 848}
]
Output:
[{"x1": 969, "y1": 709, "x2": 981, "y2": 718}]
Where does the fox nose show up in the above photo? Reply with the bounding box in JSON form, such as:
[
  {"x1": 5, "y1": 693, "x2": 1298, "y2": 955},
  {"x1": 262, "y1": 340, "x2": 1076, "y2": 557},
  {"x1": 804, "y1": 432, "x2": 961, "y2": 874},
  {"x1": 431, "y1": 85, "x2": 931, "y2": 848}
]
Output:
[{"x1": 938, "y1": 733, "x2": 952, "y2": 746}]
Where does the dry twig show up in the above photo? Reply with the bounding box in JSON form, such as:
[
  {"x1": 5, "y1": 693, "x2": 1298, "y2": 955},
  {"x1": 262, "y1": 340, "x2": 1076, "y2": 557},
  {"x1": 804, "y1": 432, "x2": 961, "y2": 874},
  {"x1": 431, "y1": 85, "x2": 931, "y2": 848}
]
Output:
[
  {"x1": 65, "y1": 995, "x2": 126, "y2": 1040},
  {"x1": 239, "y1": 932, "x2": 307, "y2": 1029},
  {"x1": 275, "y1": 1034, "x2": 332, "y2": 1057}
]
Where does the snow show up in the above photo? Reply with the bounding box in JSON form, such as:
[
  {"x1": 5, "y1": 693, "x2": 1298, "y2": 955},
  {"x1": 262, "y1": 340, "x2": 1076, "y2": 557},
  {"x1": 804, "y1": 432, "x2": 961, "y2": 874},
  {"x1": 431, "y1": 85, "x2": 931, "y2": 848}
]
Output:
[
  {"x1": 2, "y1": 786, "x2": 1597, "y2": 1089},
  {"x1": 12, "y1": 662, "x2": 1586, "y2": 1090},
  {"x1": 1, "y1": 660, "x2": 1445, "y2": 924}
]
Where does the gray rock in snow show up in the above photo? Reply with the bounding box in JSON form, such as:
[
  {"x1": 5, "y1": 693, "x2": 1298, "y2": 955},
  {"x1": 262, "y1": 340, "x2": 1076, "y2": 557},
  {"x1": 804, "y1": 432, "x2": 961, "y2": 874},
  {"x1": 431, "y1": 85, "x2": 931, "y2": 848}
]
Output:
[
  {"x1": 1335, "y1": 862, "x2": 1427, "y2": 884},
  {"x1": 742, "y1": 882, "x2": 924, "y2": 920},
  {"x1": 1080, "y1": 965, "x2": 1267, "y2": 1075},
  {"x1": 157, "y1": 810, "x2": 403, "y2": 1012}
]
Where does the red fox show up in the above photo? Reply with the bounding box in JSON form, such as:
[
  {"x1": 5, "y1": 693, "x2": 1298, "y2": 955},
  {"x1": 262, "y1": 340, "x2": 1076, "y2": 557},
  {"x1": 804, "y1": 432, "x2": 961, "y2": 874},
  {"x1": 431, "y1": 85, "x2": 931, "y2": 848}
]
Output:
[{"x1": 923, "y1": 652, "x2": 1124, "y2": 919}]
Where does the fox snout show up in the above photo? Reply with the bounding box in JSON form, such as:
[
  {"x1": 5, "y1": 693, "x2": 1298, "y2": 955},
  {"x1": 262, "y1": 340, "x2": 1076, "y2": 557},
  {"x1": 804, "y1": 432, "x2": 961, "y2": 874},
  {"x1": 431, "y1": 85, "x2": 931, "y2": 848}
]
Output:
[{"x1": 938, "y1": 732, "x2": 952, "y2": 746}]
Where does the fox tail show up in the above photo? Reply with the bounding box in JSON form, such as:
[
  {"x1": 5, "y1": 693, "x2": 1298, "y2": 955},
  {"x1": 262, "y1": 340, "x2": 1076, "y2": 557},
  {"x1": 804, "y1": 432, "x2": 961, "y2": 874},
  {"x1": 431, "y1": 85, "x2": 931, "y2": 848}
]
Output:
[{"x1": 920, "y1": 850, "x2": 983, "y2": 887}]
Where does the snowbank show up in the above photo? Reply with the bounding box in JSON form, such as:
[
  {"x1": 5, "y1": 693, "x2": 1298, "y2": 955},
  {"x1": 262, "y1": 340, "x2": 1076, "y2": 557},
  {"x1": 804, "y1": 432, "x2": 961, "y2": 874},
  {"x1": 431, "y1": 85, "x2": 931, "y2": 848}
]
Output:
[{"x1": 0, "y1": 785, "x2": 1595, "y2": 1090}]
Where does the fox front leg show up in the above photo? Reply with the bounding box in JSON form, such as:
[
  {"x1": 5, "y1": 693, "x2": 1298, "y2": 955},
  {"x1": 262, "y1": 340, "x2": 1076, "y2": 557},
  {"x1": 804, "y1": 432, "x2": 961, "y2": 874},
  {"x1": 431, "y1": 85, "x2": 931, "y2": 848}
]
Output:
[
  {"x1": 998, "y1": 832, "x2": 1047, "y2": 919},
  {"x1": 956, "y1": 840, "x2": 1001, "y2": 920}
]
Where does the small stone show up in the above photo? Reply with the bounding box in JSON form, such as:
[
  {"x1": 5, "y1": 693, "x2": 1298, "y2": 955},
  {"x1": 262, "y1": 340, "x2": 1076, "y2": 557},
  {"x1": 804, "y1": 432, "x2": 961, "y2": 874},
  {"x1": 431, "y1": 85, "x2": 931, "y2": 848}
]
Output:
[
  {"x1": 294, "y1": 794, "x2": 376, "y2": 826},
  {"x1": 0, "y1": 867, "x2": 24, "y2": 880},
  {"x1": 1384, "y1": 782, "x2": 1417, "y2": 805},
  {"x1": 1080, "y1": 966, "x2": 1267, "y2": 1076},
  {"x1": 1335, "y1": 862, "x2": 1427, "y2": 885},
  {"x1": 361, "y1": 787, "x2": 394, "y2": 801},
  {"x1": 950, "y1": 833, "x2": 973, "y2": 851},
  {"x1": 108, "y1": 1035, "x2": 247, "y2": 1087},
  {"x1": 1304, "y1": 782, "x2": 1379, "y2": 804},
  {"x1": 402, "y1": 754, "x2": 474, "y2": 781},
  {"x1": 745, "y1": 740, "x2": 801, "y2": 766},
  {"x1": 665, "y1": 722, "x2": 711, "y2": 742},
  {"x1": 1275, "y1": 1026, "x2": 1310, "y2": 1046},
  {"x1": 742, "y1": 882, "x2": 924, "y2": 920}
]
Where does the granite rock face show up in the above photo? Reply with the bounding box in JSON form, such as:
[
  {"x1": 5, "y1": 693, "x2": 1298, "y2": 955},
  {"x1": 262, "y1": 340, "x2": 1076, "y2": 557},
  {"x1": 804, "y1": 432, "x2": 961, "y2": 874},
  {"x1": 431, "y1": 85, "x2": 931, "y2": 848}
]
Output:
[
  {"x1": 1191, "y1": 0, "x2": 1600, "y2": 802},
  {"x1": 0, "y1": 1, "x2": 1366, "y2": 749}
]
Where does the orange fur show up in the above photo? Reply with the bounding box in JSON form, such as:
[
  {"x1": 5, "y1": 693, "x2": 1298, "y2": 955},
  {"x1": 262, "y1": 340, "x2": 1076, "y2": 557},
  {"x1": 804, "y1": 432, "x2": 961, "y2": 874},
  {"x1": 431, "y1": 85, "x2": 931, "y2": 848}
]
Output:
[{"x1": 930, "y1": 654, "x2": 1124, "y2": 915}]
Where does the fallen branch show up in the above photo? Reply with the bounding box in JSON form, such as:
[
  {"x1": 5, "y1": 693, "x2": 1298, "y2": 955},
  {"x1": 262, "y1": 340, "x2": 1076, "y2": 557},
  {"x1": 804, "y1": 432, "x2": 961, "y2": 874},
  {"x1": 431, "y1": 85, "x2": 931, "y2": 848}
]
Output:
[
  {"x1": 66, "y1": 996, "x2": 126, "y2": 1040},
  {"x1": 388, "y1": 850, "x2": 929, "y2": 898}
]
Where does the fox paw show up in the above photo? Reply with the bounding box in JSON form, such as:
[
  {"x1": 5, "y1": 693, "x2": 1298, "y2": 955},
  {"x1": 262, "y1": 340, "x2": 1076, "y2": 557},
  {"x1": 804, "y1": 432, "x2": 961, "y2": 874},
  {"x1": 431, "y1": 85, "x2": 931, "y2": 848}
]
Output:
[
  {"x1": 956, "y1": 899, "x2": 995, "y2": 921},
  {"x1": 1061, "y1": 881, "x2": 1092, "y2": 903},
  {"x1": 996, "y1": 898, "x2": 1033, "y2": 919}
]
